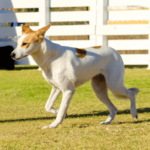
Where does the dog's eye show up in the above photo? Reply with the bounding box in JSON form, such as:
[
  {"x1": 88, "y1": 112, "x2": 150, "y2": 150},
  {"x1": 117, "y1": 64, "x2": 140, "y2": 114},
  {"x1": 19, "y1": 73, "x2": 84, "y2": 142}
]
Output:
[{"x1": 22, "y1": 43, "x2": 28, "y2": 46}]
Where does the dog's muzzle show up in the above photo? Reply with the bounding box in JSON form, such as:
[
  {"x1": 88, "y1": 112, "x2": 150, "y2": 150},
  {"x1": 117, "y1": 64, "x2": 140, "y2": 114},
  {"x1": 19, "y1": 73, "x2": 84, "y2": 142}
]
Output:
[
  {"x1": 10, "y1": 52, "x2": 28, "y2": 60},
  {"x1": 10, "y1": 52, "x2": 16, "y2": 59}
]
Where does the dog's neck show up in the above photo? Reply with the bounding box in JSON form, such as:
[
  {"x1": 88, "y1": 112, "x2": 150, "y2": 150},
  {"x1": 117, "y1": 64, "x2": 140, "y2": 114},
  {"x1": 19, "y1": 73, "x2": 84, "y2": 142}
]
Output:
[{"x1": 31, "y1": 38, "x2": 62, "y2": 74}]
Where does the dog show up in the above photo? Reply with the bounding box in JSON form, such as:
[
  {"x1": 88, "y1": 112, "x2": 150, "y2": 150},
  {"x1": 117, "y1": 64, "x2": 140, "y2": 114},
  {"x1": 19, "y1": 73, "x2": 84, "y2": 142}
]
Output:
[{"x1": 11, "y1": 24, "x2": 140, "y2": 129}]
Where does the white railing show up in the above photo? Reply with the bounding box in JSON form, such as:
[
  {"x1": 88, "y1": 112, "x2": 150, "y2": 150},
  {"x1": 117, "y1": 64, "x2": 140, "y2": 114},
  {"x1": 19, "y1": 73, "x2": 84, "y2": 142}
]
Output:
[{"x1": 0, "y1": 0, "x2": 150, "y2": 68}]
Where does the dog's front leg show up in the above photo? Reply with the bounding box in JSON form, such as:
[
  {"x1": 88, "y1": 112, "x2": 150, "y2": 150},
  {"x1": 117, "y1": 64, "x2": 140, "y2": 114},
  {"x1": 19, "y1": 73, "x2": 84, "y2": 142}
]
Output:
[
  {"x1": 42, "y1": 89, "x2": 75, "y2": 129},
  {"x1": 45, "y1": 86, "x2": 61, "y2": 115}
]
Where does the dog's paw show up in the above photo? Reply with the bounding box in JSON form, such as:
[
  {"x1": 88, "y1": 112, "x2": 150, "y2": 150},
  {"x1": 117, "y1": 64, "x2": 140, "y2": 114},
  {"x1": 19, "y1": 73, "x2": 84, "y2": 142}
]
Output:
[
  {"x1": 47, "y1": 108, "x2": 59, "y2": 115},
  {"x1": 42, "y1": 125, "x2": 50, "y2": 129},
  {"x1": 133, "y1": 114, "x2": 138, "y2": 120},
  {"x1": 42, "y1": 120, "x2": 60, "y2": 129},
  {"x1": 100, "y1": 122, "x2": 106, "y2": 125},
  {"x1": 41, "y1": 125, "x2": 56, "y2": 129},
  {"x1": 99, "y1": 116, "x2": 114, "y2": 125},
  {"x1": 99, "y1": 122, "x2": 110, "y2": 125},
  {"x1": 100, "y1": 119, "x2": 112, "y2": 125},
  {"x1": 130, "y1": 108, "x2": 138, "y2": 120}
]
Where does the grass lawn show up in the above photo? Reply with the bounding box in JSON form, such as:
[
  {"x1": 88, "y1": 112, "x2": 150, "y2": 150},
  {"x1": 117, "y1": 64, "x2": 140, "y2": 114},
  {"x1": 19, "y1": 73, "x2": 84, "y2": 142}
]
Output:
[{"x1": 0, "y1": 67, "x2": 150, "y2": 150}]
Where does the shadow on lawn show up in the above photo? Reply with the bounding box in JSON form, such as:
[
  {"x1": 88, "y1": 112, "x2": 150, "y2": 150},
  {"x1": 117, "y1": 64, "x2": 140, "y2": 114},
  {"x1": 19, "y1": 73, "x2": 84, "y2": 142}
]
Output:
[
  {"x1": 14, "y1": 65, "x2": 38, "y2": 70},
  {"x1": 0, "y1": 107, "x2": 150, "y2": 123},
  {"x1": 116, "y1": 119, "x2": 150, "y2": 125}
]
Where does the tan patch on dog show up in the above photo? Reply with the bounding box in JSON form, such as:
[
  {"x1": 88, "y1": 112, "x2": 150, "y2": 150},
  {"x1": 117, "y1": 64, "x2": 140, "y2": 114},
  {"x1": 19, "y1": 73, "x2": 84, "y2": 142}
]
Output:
[
  {"x1": 76, "y1": 48, "x2": 87, "y2": 58},
  {"x1": 21, "y1": 31, "x2": 39, "y2": 48},
  {"x1": 92, "y1": 46, "x2": 101, "y2": 49},
  {"x1": 21, "y1": 24, "x2": 51, "y2": 48},
  {"x1": 92, "y1": 74, "x2": 106, "y2": 92},
  {"x1": 22, "y1": 25, "x2": 33, "y2": 35}
]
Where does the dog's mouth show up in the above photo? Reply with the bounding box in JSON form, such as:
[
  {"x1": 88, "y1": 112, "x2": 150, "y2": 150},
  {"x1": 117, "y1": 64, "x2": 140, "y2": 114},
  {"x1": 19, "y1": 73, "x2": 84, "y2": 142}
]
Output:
[{"x1": 14, "y1": 55, "x2": 28, "y2": 60}]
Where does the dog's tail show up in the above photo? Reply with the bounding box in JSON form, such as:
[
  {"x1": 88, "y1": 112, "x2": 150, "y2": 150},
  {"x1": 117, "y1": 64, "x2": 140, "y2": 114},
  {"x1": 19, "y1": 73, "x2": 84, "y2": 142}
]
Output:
[{"x1": 112, "y1": 87, "x2": 140, "y2": 100}]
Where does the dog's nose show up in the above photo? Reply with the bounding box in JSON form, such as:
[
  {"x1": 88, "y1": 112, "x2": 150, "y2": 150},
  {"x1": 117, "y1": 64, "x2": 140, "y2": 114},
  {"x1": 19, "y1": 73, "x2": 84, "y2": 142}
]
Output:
[{"x1": 10, "y1": 52, "x2": 16, "y2": 58}]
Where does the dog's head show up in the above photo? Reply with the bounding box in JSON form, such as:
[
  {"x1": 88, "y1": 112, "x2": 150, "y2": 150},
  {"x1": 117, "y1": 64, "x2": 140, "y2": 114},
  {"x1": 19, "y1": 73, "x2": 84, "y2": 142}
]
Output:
[{"x1": 11, "y1": 24, "x2": 51, "y2": 60}]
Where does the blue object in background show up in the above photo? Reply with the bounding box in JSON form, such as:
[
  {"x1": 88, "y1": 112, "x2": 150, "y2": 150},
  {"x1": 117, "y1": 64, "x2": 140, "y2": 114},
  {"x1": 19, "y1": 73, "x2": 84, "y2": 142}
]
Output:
[{"x1": 0, "y1": 10, "x2": 25, "y2": 27}]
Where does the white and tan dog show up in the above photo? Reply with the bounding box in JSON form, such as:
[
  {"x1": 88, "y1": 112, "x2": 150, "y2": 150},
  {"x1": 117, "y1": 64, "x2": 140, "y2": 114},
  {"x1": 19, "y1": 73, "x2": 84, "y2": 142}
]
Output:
[{"x1": 11, "y1": 24, "x2": 139, "y2": 129}]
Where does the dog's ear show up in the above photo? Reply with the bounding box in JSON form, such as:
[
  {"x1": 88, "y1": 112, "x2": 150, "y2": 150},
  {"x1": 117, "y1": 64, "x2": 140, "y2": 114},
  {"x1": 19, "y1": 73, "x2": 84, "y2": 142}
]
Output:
[
  {"x1": 21, "y1": 24, "x2": 33, "y2": 34},
  {"x1": 36, "y1": 24, "x2": 51, "y2": 42},
  {"x1": 37, "y1": 24, "x2": 51, "y2": 35}
]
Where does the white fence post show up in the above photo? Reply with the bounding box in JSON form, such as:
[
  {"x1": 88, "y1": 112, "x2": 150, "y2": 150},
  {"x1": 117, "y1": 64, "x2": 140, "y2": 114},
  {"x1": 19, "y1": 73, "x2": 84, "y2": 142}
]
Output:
[
  {"x1": 147, "y1": 7, "x2": 150, "y2": 69},
  {"x1": 38, "y1": 0, "x2": 50, "y2": 69},
  {"x1": 147, "y1": 35, "x2": 150, "y2": 69},
  {"x1": 89, "y1": 0, "x2": 97, "y2": 46},
  {"x1": 96, "y1": 0, "x2": 108, "y2": 46},
  {"x1": 39, "y1": 0, "x2": 50, "y2": 27}
]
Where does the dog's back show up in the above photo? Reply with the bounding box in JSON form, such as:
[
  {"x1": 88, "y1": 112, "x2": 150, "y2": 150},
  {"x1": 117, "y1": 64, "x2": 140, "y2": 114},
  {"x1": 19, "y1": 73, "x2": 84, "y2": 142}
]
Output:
[{"x1": 55, "y1": 45, "x2": 124, "y2": 87}]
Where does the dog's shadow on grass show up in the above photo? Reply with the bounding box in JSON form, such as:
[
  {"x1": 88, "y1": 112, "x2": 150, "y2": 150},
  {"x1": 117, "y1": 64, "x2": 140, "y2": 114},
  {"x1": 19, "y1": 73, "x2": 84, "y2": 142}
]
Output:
[{"x1": 0, "y1": 107, "x2": 150, "y2": 124}]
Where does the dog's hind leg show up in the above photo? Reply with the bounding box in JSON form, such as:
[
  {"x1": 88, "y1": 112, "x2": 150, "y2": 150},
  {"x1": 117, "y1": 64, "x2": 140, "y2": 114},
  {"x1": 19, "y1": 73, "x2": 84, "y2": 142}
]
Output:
[
  {"x1": 45, "y1": 86, "x2": 61, "y2": 115},
  {"x1": 104, "y1": 67, "x2": 139, "y2": 120},
  {"x1": 108, "y1": 83, "x2": 139, "y2": 120},
  {"x1": 91, "y1": 74, "x2": 118, "y2": 125}
]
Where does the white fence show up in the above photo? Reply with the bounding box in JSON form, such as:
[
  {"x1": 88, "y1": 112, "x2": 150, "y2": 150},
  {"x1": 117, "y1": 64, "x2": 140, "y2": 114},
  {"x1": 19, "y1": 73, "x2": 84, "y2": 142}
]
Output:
[{"x1": 0, "y1": 0, "x2": 150, "y2": 68}]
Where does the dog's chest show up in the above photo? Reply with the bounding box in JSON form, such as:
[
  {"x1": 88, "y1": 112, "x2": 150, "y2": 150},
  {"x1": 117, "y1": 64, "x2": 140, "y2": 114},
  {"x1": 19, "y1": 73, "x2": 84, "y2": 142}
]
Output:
[{"x1": 42, "y1": 71, "x2": 58, "y2": 87}]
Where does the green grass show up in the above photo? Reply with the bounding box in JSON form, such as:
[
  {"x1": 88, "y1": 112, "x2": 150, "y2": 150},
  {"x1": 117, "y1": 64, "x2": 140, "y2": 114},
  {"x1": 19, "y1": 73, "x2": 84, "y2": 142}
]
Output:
[{"x1": 0, "y1": 68, "x2": 150, "y2": 150}]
